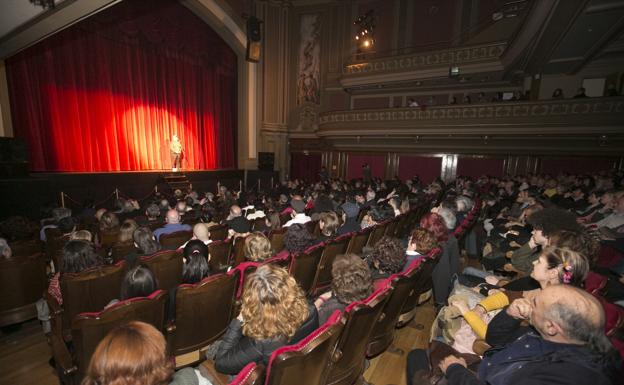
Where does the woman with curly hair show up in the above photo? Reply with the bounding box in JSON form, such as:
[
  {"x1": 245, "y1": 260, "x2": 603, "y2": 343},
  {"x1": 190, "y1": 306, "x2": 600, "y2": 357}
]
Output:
[
  {"x1": 314, "y1": 253, "x2": 373, "y2": 324},
  {"x1": 243, "y1": 232, "x2": 274, "y2": 262},
  {"x1": 82, "y1": 321, "x2": 207, "y2": 385},
  {"x1": 214, "y1": 264, "x2": 319, "y2": 375},
  {"x1": 366, "y1": 236, "x2": 406, "y2": 286}
]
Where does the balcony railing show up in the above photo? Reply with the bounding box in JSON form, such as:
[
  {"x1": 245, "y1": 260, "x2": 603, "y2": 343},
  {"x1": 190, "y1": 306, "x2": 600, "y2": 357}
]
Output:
[
  {"x1": 318, "y1": 97, "x2": 624, "y2": 134},
  {"x1": 343, "y1": 42, "x2": 507, "y2": 76}
]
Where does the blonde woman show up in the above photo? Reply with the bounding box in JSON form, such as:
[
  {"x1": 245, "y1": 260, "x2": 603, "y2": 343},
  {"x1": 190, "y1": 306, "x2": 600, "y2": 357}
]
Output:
[
  {"x1": 214, "y1": 264, "x2": 318, "y2": 374},
  {"x1": 243, "y1": 232, "x2": 273, "y2": 262}
]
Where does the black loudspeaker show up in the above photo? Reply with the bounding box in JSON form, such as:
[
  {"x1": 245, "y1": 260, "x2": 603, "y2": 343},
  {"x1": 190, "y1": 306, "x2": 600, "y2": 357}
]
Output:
[
  {"x1": 258, "y1": 152, "x2": 274, "y2": 171},
  {"x1": 0, "y1": 137, "x2": 29, "y2": 178}
]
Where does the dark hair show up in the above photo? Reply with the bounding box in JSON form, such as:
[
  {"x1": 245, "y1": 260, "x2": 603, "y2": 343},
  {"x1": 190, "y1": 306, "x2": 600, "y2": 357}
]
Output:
[
  {"x1": 145, "y1": 204, "x2": 161, "y2": 219},
  {"x1": 57, "y1": 217, "x2": 76, "y2": 234},
  {"x1": 527, "y1": 207, "x2": 582, "y2": 237},
  {"x1": 61, "y1": 240, "x2": 102, "y2": 274},
  {"x1": 367, "y1": 236, "x2": 406, "y2": 275},
  {"x1": 549, "y1": 230, "x2": 600, "y2": 268},
  {"x1": 331, "y1": 253, "x2": 373, "y2": 304},
  {"x1": 120, "y1": 264, "x2": 158, "y2": 300},
  {"x1": 182, "y1": 240, "x2": 210, "y2": 283},
  {"x1": 283, "y1": 224, "x2": 316, "y2": 254},
  {"x1": 132, "y1": 227, "x2": 161, "y2": 255}
]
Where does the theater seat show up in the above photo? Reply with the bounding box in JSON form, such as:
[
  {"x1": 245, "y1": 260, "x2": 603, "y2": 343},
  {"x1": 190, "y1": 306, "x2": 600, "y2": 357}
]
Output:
[
  {"x1": 167, "y1": 270, "x2": 239, "y2": 359},
  {"x1": 325, "y1": 286, "x2": 392, "y2": 385},
  {"x1": 264, "y1": 310, "x2": 344, "y2": 385},
  {"x1": 208, "y1": 238, "x2": 234, "y2": 273},
  {"x1": 311, "y1": 235, "x2": 350, "y2": 296},
  {"x1": 139, "y1": 249, "x2": 183, "y2": 291},
  {"x1": 397, "y1": 248, "x2": 441, "y2": 327},
  {"x1": 289, "y1": 244, "x2": 324, "y2": 296},
  {"x1": 159, "y1": 230, "x2": 192, "y2": 249},
  {"x1": 210, "y1": 224, "x2": 229, "y2": 241},
  {"x1": 48, "y1": 261, "x2": 126, "y2": 340},
  {"x1": 366, "y1": 257, "x2": 427, "y2": 358},
  {"x1": 346, "y1": 228, "x2": 372, "y2": 255},
  {"x1": 50, "y1": 290, "x2": 167, "y2": 384},
  {"x1": 0, "y1": 252, "x2": 47, "y2": 327},
  {"x1": 268, "y1": 228, "x2": 287, "y2": 253}
]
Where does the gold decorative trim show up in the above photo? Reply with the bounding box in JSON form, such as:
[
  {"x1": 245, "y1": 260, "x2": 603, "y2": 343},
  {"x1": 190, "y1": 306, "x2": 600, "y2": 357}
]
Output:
[{"x1": 343, "y1": 42, "x2": 507, "y2": 76}]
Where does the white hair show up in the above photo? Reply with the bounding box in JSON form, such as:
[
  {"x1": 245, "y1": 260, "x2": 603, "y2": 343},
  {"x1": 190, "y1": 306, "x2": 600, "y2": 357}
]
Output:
[{"x1": 436, "y1": 207, "x2": 457, "y2": 230}]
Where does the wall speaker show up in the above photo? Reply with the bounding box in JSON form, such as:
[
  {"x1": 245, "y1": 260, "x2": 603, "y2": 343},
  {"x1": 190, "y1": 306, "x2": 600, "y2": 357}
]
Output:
[{"x1": 258, "y1": 152, "x2": 274, "y2": 171}]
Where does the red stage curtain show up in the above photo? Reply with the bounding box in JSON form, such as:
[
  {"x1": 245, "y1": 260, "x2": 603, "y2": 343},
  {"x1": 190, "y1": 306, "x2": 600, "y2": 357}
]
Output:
[{"x1": 6, "y1": 0, "x2": 237, "y2": 172}]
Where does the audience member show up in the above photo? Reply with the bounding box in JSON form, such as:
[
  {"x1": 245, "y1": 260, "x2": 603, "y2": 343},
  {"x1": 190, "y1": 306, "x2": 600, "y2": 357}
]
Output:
[{"x1": 214, "y1": 264, "x2": 319, "y2": 374}]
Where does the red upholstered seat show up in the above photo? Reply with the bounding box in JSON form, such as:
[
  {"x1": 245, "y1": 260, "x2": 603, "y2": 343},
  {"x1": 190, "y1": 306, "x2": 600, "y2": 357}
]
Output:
[
  {"x1": 139, "y1": 249, "x2": 183, "y2": 291},
  {"x1": 167, "y1": 270, "x2": 239, "y2": 358},
  {"x1": 584, "y1": 271, "x2": 608, "y2": 295},
  {"x1": 311, "y1": 235, "x2": 350, "y2": 296},
  {"x1": 325, "y1": 286, "x2": 392, "y2": 385},
  {"x1": 264, "y1": 310, "x2": 344, "y2": 385},
  {"x1": 397, "y1": 247, "x2": 442, "y2": 326},
  {"x1": 227, "y1": 363, "x2": 265, "y2": 385},
  {"x1": 289, "y1": 244, "x2": 324, "y2": 297},
  {"x1": 346, "y1": 228, "x2": 371, "y2": 255}
]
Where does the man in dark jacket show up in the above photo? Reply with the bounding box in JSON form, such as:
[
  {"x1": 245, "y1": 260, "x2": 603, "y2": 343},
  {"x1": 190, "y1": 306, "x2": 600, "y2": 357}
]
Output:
[{"x1": 439, "y1": 285, "x2": 621, "y2": 385}]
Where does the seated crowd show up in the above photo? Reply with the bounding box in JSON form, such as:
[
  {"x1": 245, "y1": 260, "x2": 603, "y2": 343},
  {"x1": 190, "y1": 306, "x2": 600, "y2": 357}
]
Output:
[{"x1": 1, "y1": 169, "x2": 623, "y2": 385}]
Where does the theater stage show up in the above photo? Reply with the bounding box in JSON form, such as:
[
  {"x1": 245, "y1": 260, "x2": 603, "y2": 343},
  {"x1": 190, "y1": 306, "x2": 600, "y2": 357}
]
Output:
[{"x1": 0, "y1": 169, "x2": 278, "y2": 220}]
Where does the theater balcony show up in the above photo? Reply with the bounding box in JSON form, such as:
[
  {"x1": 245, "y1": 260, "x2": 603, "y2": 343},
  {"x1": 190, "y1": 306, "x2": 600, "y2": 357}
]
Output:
[{"x1": 293, "y1": 97, "x2": 624, "y2": 156}]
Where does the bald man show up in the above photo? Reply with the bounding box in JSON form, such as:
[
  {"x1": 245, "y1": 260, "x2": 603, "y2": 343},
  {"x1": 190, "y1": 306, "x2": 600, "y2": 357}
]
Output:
[
  {"x1": 153, "y1": 209, "x2": 192, "y2": 242},
  {"x1": 439, "y1": 285, "x2": 620, "y2": 385},
  {"x1": 224, "y1": 205, "x2": 250, "y2": 234}
]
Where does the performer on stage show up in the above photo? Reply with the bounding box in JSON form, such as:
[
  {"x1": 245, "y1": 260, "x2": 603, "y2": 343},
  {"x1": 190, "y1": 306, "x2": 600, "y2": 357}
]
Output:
[{"x1": 170, "y1": 134, "x2": 183, "y2": 171}]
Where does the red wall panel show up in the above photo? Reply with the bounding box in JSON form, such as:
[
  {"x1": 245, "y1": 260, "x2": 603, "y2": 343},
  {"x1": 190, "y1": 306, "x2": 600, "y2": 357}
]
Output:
[
  {"x1": 398, "y1": 155, "x2": 442, "y2": 183},
  {"x1": 347, "y1": 153, "x2": 386, "y2": 180},
  {"x1": 457, "y1": 157, "x2": 504, "y2": 178},
  {"x1": 540, "y1": 158, "x2": 616, "y2": 175}
]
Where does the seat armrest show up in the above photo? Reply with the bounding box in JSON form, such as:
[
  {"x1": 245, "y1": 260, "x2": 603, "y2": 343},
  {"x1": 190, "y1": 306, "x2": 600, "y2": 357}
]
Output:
[
  {"x1": 198, "y1": 359, "x2": 231, "y2": 385},
  {"x1": 49, "y1": 332, "x2": 77, "y2": 376}
]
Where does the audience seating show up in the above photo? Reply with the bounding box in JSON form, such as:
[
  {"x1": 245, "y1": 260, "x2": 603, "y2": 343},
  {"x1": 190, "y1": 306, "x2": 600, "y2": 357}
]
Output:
[
  {"x1": 50, "y1": 290, "x2": 167, "y2": 384},
  {"x1": 208, "y1": 238, "x2": 234, "y2": 273},
  {"x1": 346, "y1": 228, "x2": 372, "y2": 255},
  {"x1": 228, "y1": 363, "x2": 265, "y2": 385},
  {"x1": 384, "y1": 219, "x2": 399, "y2": 238},
  {"x1": 110, "y1": 242, "x2": 136, "y2": 262},
  {"x1": 397, "y1": 248, "x2": 441, "y2": 326},
  {"x1": 48, "y1": 261, "x2": 126, "y2": 340},
  {"x1": 311, "y1": 235, "x2": 350, "y2": 296},
  {"x1": 325, "y1": 286, "x2": 392, "y2": 385},
  {"x1": 366, "y1": 221, "x2": 388, "y2": 247},
  {"x1": 210, "y1": 224, "x2": 229, "y2": 241},
  {"x1": 306, "y1": 220, "x2": 321, "y2": 237},
  {"x1": 166, "y1": 270, "x2": 240, "y2": 358},
  {"x1": 393, "y1": 213, "x2": 412, "y2": 239},
  {"x1": 8, "y1": 238, "x2": 43, "y2": 257},
  {"x1": 268, "y1": 228, "x2": 287, "y2": 253},
  {"x1": 366, "y1": 258, "x2": 426, "y2": 357},
  {"x1": 251, "y1": 218, "x2": 267, "y2": 232},
  {"x1": 0, "y1": 252, "x2": 47, "y2": 326},
  {"x1": 279, "y1": 213, "x2": 291, "y2": 226},
  {"x1": 289, "y1": 245, "x2": 324, "y2": 296},
  {"x1": 139, "y1": 249, "x2": 183, "y2": 291},
  {"x1": 98, "y1": 230, "x2": 120, "y2": 250},
  {"x1": 231, "y1": 236, "x2": 248, "y2": 267},
  {"x1": 264, "y1": 310, "x2": 345, "y2": 385},
  {"x1": 159, "y1": 230, "x2": 193, "y2": 249}
]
